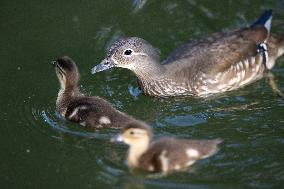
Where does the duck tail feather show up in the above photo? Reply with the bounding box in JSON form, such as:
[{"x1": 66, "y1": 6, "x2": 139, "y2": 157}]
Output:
[{"x1": 251, "y1": 10, "x2": 273, "y2": 33}]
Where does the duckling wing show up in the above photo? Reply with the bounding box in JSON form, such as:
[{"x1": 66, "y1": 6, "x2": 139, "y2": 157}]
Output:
[
  {"x1": 182, "y1": 138, "x2": 222, "y2": 159},
  {"x1": 140, "y1": 138, "x2": 221, "y2": 172},
  {"x1": 65, "y1": 99, "x2": 93, "y2": 123},
  {"x1": 139, "y1": 138, "x2": 184, "y2": 171},
  {"x1": 64, "y1": 97, "x2": 110, "y2": 122}
]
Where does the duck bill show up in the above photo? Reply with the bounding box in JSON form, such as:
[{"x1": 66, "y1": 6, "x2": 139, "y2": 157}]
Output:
[
  {"x1": 91, "y1": 58, "x2": 116, "y2": 74},
  {"x1": 110, "y1": 134, "x2": 124, "y2": 143},
  {"x1": 50, "y1": 60, "x2": 58, "y2": 67}
]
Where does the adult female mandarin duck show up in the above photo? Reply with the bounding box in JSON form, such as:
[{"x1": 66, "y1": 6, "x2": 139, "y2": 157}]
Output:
[{"x1": 92, "y1": 10, "x2": 284, "y2": 97}]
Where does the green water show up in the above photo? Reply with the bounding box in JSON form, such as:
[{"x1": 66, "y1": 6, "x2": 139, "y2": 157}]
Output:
[{"x1": 1, "y1": 0, "x2": 284, "y2": 188}]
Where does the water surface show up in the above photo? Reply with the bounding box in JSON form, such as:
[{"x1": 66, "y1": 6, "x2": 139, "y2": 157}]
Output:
[{"x1": 1, "y1": 0, "x2": 284, "y2": 188}]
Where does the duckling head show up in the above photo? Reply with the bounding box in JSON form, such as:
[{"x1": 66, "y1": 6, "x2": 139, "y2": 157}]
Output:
[
  {"x1": 112, "y1": 121, "x2": 152, "y2": 145},
  {"x1": 91, "y1": 37, "x2": 161, "y2": 77},
  {"x1": 52, "y1": 56, "x2": 79, "y2": 90},
  {"x1": 111, "y1": 121, "x2": 153, "y2": 163}
]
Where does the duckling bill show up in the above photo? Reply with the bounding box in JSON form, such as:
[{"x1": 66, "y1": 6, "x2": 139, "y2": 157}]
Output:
[
  {"x1": 111, "y1": 121, "x2": 222, "y2": 172},
  {"x1": 52, "y1": 56, "x2": 136, "y2": 128},
  {"x1": 92, "y1": 10, "x2": 284, "y2": 97}
]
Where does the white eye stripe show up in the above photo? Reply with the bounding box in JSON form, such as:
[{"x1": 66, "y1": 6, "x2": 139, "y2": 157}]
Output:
[
  {"x1": 122, "y1": 49, "x2": 147, "y2": 57},
  {"x1": 123, "y1": 52, "x2": 147, "y2": 57},
  {"x1": 132, "y1": 52, "x2": 147, "y2": 56}
]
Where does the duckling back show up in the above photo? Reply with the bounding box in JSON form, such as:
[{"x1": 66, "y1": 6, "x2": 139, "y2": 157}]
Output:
[
  {"x1": 138, "y1": 137, "x2": 222, "y2": 172},
  {"x1": 64, "y1": 96, "x2": 133, "y2": 128}
]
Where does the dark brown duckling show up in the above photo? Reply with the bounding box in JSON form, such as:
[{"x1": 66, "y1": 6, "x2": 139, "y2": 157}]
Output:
[
  {"x1": 111, "y1": 121, "x2": 222, "y2": 172},
  {"x1": 51, "y1": 56, "x2": 136, "y2": 128},
  {"x1": 92, "y1": 10, "x2": 284, "y2": 97}
]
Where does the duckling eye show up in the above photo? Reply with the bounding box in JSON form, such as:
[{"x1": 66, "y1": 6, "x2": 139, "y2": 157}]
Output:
[
  {"x1": 130, "y1": 131, "x2": 135, "y2": 135},
  {"x1": 124, "y1": 49, "x2": 133, "y2": 56}
]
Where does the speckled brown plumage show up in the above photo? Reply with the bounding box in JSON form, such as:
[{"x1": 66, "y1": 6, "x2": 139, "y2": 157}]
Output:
[{"x1": 92, "y1": 10, "x2": 284, "y2": 97}]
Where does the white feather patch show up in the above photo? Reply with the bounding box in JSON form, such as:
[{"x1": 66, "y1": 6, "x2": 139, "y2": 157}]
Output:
[
  {"x1": 264, "y1": 16, "x2": 272, "y2": 33},
  {"x1": 99, "y1": 116, "x2": 111, "y2": 124},
  {"x1": 68, "y1": 106, "x2": 88, "y2": 119},
  {"x1": 186, "y1": 148, "x2": 200, "y2": 158},
  {"x1": 159, "y1": 150, "x2": 169, "y2": 172}
]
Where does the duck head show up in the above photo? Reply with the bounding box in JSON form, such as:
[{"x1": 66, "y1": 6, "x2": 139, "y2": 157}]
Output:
[
  {"x1": 51, "y1": 56, "x2": 79, "y2": 90},
  {"x1": 91, "y1": 37, "x2": 161, "y2": 77}
]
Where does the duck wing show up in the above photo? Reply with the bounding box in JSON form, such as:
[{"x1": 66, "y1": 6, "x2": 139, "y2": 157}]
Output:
[
  {"x1": 164, "y1": 10, "x2": 272, "y2": 76},
  {"x1": 204, "y1": 26, "x2": 268, "y2": 75}
]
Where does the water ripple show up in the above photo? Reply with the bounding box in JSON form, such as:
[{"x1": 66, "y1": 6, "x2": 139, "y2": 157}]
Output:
[
  {"x1": 41, "y1": 110, "x2": 109, "y2": 140},
  {"x1": 17, "y1": 93, "x2": 115, "y2": 141}
]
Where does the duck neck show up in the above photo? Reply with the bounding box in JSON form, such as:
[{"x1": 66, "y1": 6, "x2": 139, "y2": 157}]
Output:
[
  {"x1": 56, "y1": 84, "x2": 82, "y2": 115},
  {"x1": 134, "y1": 59, "x2": 166, "y2": 82},
  {"x1": 133, "y1": 60, "x2": 172, "y2": 96},
  {"x1": 127, "y1": 139, "x2": 150, "y2": 168}
]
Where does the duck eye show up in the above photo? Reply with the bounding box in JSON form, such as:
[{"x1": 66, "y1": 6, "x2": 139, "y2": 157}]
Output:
[{"x1": 124, "y1": 49, "x2": 133, "y2": 56}]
